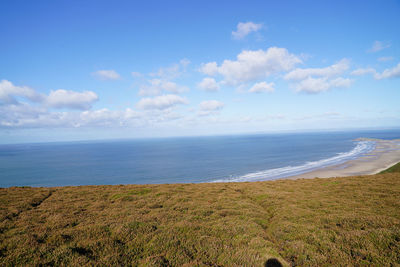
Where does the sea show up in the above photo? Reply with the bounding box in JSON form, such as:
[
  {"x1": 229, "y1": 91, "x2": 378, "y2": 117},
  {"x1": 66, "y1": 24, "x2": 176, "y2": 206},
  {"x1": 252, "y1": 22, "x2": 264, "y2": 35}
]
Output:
[{"x1": 1, "y1": 129, "x2": 400, "y2": 187}]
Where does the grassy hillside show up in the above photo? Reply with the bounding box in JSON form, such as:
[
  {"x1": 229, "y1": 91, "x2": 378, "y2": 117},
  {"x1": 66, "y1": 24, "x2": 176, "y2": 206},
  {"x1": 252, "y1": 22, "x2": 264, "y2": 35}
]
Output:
[
  {"x1": 380, "y1": 162, "x2": 400, "y2": 174},
  {"x1": 1, "y1": 173, "x2": 400, "y2": 266}
]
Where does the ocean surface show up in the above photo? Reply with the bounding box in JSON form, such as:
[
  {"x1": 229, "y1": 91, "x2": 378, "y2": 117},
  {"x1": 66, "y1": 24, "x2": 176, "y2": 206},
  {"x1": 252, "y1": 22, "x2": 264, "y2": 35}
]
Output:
[{"x1": 1, "y1": 129, "x2": 400, "y2": 187}]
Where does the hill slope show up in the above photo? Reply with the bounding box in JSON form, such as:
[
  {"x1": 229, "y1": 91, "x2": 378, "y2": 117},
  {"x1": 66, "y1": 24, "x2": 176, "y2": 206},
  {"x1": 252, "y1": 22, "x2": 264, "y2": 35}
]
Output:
[
  {"x1": 380, "y1": 162, "x2": 400, "y2": 174},
  {"x1": 1, "y1": 173, "x2": 400, "y2": 266}
]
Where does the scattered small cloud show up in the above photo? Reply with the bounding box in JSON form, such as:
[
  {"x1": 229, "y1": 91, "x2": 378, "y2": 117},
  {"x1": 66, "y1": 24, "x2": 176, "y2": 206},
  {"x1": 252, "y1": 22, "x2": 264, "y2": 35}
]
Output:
[
  {"x1": 0, "y1": 105, "x2": 146, "y2": 129},
  {"x1": 248, "y1": 81, "x2": 275, "y2": 93},
  {"x1": 92, "y1": 70, "x2": 121, "y2": 80},
  {"x1": 350, "y1": 63, "x2": 400, "y2": 80},
  {"x1": 374, "y1": 62, "x2": 400, "y2": 79},
  {"x1": 198, "y1": 100, "x2": 224, "y2": 116},
  {"x1": 237, "y1": 116, "x2": 252, "y2": 123},
  {"x1": 285, "y1": 59, "x2": 352, "y2": 94},
  {"x1": 0, "y1": 79, "x2": 44, "y2": 104},
  {"x1": 79, "y1": 108, "x2": 138, "y2": 127},
  {"x1": 179, "y1": 58, "x2": 191, "y2": 67},
  {"x1": 199, "y1": 100, "x2": 224, "y2": 111},
  {"x1": 351, "y1": 68, "x2": 376, "y2": 76},
  {"x1": 232, "y1": 22, "x2": 262, "y2": 40},
  {"x1": 46, "y1": 89, "x2": 98, "y2": 110},
  {"x1": 377, "y1": 56, "x2": 394, "y2": 62},
  {"x1": 284, "y1": 59, "x2": 349, "y2": 81},
  {"x1": 197, "y1": 77, "x2": 220, "y2": 92},
  {"x1": 0, "y1": 80, "x2": 98, "y2": 110},
  {"x1": 294, "y1": 112, "x2": 342, "y2": 121},
  {"x1": 139, "y1": 79, "x2": 188, "y2": 96},
  {"x1": 151, "y1": 59, "x2": 189, "y2": 79},
  {"x1": 323, "y1": 111, "x2": 341, "y2": 117},
  {"x1": 131, "y1": 72, "x2": 143, "y2": 78},
  {"x1": 151, "y1": 64, "x2": 179, "y2": 79},
  {"x1": 367, "y1": 41, "x2": 390, "y2": 53},
  {"x1": 268, "y1": 114, "x2": 286, "y2": 120},
  {"x1": 294, "y1": 77, "x2": 353, "y2": 94},
  {"x1": 136, "y1": 94, "x2": 188, "y2": 110},
  {"x1": 199, "y1": 62, "x2": 219, "y2": 76}
]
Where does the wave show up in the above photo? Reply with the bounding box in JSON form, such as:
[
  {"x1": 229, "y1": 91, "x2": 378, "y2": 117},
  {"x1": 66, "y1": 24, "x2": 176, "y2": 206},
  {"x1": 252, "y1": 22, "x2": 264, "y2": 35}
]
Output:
[{"x1": 211, "y1": 140, "x2": 376, "y2": 183}]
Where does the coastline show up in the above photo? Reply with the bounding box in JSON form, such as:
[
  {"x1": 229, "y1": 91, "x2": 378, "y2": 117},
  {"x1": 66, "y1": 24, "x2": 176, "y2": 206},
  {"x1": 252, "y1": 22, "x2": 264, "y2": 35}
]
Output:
[
  {"x1": 2, "y1": 136, "x2": 400, "y2": 187},
  {"x1": 287, "y1": 138, "x2": 400, "y2": 179}
]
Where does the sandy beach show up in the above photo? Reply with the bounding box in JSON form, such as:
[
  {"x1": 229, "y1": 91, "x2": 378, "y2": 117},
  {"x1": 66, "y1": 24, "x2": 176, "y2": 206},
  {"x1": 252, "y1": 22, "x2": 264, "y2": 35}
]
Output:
[{"x1": 288, "y1": 138, "x2": 400, "y2": 179}]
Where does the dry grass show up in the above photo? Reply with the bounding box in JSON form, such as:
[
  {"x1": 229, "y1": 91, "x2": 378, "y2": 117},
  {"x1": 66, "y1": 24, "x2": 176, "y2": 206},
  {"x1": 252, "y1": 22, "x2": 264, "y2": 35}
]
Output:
[{"x1": 1, "y1": 173, "x2": 400, "y2": 266}]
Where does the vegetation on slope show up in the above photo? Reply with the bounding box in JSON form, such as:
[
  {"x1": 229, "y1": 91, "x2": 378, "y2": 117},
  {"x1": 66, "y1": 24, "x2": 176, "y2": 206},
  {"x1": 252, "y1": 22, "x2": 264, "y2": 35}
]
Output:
[
  {"x1": 380, "y1": 161, "x2": 400, "y2": 174},
  {"x1": 1, "y1": 173, "x2": 400, "y2": 266}
]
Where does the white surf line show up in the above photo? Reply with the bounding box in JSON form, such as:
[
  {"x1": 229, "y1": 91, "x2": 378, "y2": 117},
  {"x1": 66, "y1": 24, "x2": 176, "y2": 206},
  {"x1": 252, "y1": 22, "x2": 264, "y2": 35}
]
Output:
[{"x1": 212, "y1": 140, "x2": 376, "y2": 183}]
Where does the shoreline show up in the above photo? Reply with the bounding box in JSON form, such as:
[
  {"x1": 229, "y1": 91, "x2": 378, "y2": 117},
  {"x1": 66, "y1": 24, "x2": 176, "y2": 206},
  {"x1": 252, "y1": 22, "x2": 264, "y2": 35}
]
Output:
[
  {"x1": 286, "y1": 138, "x2": 400, "y2": 180},
  {"x1": 2, "y1": 138, "x2": 400, "y2": 188}
]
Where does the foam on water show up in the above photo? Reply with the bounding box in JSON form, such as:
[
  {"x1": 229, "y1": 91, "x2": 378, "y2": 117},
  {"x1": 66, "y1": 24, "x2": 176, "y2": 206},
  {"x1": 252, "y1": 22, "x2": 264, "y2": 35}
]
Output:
[{"x1": 211, "y1": 140, "x2": 376, "y2": 183}]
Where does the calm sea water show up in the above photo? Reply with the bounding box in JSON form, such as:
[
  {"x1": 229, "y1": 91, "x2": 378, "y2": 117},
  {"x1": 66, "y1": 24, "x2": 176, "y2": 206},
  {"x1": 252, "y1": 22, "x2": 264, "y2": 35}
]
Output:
[{"x1": 1, "y1": 130, "x2": 400, "y2": 187}]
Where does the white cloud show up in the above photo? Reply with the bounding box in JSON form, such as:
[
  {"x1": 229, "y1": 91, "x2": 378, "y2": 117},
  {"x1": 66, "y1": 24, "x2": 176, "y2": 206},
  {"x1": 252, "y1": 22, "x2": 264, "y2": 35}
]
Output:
[
  {"x1": 200, "y1": 47, "x2": 301, "y2": 85},
  {"x1": 136, "y1": 94, "x2": 188, "y2": 110},
  {"x1": 248, "y1": 82, "x2": 275, "y2": 93},
  {"x1": 267, "y1": 114, "x2": 286, "y2": 120},
  {"x1": 197, "y1": 77, "x2": 220, "y2": 92},
  {"x1": 198, "y1": 100, "x2": 224, "y2": 116},
  {"x1": 378, "y1": 56, "x2": 393, "y2": 62},
  {"x1": 152, "y1": 64, "x2": 180, "y2": 79},
  {"x1": 199, "y1": 62, "x2": 218, "y2": 76},
  {"x1": 374, "y1": 63, "x2": 400, "y2": 79},
  {"x1": 0, "y1": 108, "x2": 67, "y2": 128},
  {"x1": 0, "y1": 105, "x2": 144, "y2": 128},
  {"x1": 137, "y1": 60, "x2": 191, "y2": 97},
  {"x1": 295, "y1": 77, "x2": 353, "y2": 94},
  {"x1": 367, "y1": 41, "x2": 390, "y2": 53},
  {"x1": 294, "y1": 112, "x2": 342, "y2": 121},
  {"x1": 284, "y1": 59, "x2": 353, "y2": 94},
  {"x1": 232, "y1": 22, "x2": 262, "y2": 40},
  {"x1": 199, "y1": 100, "x2": 224, "y2": 111},
  {"x1": 284, "y1": 59, "x2": 349, "y2": 81},
  {"x1": 46, "y1": 89, "x2": 98, "y2": 110},
  {"x1": 0, "y1": 80, "x2": 190, "y2": 128},
  {"x1": 329, "y1": 77, "x2": 353, "y2": 87},
  {"x1": 161, "y1": 81, "x2": 188, "y2": 94},
  {"x1": 323, "y1": 111, "x2": 341, "y2": 117},
  {"x1": 139, "y1": 79, "x2": 188, "y2": 96},
  {"x1": 151, "y1": 59, "x2": 190, "y2": 79},
  {"x1": 180, "y1": 58, "x2": 191, "y2": 67},
  {"x1": 0, "y1": 102, "x2": 47, "y2": 127},
  {"x1": 0, "y1": 80, "x2": 44, "y2": 104},
  {"x1": 349, "y1": 63, "x2": 400, "y2": 80},
  {"x1": 295, "y1": 77, "x2": 329, "y2": 93},
  {"x1": 131, "y1": 72, "x2": 143, "y2": 78},
  {"x1": 92, "y1": 70, "x2": 121, "y2": 80},
  {"x1": 0, "y1": 79, "x2": 99, "y2": 112},
  {"x1": 1, "y1": 105, "x2": 184, "y2": 128},
  {"x1": 351, "y1": 68, "x2": 376, "y2": 76},
  {"x1": 78, "y1": 108, "x2": 141, "y2": 127},
  {"x1": 79, "y1": 109, "x2": 121, "y2": 127}
]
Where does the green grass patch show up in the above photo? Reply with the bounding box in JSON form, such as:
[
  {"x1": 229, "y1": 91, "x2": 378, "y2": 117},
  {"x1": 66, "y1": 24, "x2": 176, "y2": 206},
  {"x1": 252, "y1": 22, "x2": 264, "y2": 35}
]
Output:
[
  {"x1": 322, "y1": 180, "x2": 341, "y2": 186},
  {"x1": 379, "y1": 161, "x2": 400, "y2": 173},
  {"x1": 110, "y1": 188, "x2": 152, "y2": 200}
]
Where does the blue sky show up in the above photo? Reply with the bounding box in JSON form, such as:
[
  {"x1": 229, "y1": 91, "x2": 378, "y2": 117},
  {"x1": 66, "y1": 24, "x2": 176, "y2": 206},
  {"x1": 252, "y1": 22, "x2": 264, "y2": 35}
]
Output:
[{"x1": 1, "y1": 0, "x2": 399, "y2": 143}]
